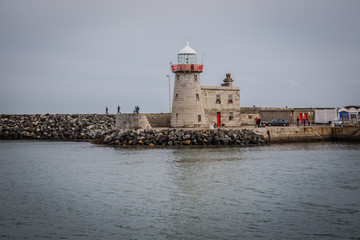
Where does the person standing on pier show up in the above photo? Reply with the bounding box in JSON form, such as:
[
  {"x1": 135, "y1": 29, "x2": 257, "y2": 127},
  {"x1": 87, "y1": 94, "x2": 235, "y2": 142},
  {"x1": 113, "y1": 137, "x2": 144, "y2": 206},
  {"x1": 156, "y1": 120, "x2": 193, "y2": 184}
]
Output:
[
  {"x1": 257, "y1": 118, "x2": 261, "y2": 128},
  {"x1": 117, "y1": 105, "x2": 121, "y2": 114},
  {"x1": 105, "y1": 107, "x2": 108, "y2": 114}
]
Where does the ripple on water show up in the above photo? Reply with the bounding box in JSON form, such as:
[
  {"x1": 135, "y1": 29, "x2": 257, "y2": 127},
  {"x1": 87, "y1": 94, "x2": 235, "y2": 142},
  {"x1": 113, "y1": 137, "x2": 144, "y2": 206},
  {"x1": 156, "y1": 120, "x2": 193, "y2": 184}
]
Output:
[{"x1": 0, "y1": 140, "x2": 359, "y2": 239}]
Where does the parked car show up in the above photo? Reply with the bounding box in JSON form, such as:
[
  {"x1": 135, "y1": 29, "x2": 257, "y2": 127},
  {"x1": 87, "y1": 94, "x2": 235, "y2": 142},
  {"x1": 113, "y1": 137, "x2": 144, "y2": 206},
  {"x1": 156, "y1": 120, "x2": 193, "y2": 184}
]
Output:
[
  {"x1": 331, "y1": 119, "x2": 343, "y2": 127},
  {"x1": 266, "y1": 118, "x2": 289, "y2": 126}
]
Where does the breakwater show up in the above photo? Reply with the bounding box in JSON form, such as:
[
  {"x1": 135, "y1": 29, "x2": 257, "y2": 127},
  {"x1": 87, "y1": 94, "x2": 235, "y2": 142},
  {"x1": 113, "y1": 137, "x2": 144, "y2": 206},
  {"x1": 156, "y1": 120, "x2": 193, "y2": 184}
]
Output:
[
  {"x1": 1, "y1": 114, "x2": 359, "y2": 146},
  {"x1": 0, "y1": 114, "x2": 116, "y2": 140},
  {"x1": 95, "y1": 128, "x2": 266, "y2": 147},
  {"x1": 0, "y1": 114, "x2": 266, "y2": 146}
]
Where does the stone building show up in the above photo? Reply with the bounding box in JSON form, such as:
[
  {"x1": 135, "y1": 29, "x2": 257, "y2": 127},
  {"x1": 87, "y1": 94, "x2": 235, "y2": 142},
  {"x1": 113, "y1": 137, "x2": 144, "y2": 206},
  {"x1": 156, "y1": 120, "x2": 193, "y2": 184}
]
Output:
[{"x1": 170, "y1": 41, "x2": 241, "y2": 128}]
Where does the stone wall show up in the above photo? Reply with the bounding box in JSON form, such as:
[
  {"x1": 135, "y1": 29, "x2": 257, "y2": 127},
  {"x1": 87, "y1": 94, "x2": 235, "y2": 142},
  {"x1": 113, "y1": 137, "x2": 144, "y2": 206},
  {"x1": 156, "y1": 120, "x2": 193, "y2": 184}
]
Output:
[
  {"x1": 201, "y1": 86, "x2": 241, "y2": 127},
  {"x1": 145, "y1": 113, "x2": 171, "y2": 128},
  {"x1": 240, "y1": 107, "x2": 333, "y2": 125},
  {"x1": 254, "y1": 126, "x2": 360, "y2": 143},
  {"x1": 171, "y1": 72, "x2": 206, "y2": 128},
  {"x1": 115, "y1": 114, "x2": 151, "y2": 130},
  {"x1": 332, "y1": 127, "x2": 360, "y2": 141},
  {"x1": 170, "y1": 71, "x2": 242, "y2": 128},
  {"x1": 259, "y1": 110, "x2": 292, "y2": 122},
  {"x1": 241, "y1": 107, "x2": 291, "y2": 125},
  {"x1": 240, "y1": 114, "x2": 260, "y2": 126}
]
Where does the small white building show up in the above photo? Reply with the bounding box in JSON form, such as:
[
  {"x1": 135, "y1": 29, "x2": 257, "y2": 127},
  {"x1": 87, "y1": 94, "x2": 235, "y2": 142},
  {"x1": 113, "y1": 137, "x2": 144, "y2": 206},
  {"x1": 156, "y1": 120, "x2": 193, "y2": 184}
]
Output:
[
  {"x1": 338, "y1": 106, "x2": 360, "y2": 118},
  {"x1": 338, "y1": 106, "x2": 360, "y2": 126}
]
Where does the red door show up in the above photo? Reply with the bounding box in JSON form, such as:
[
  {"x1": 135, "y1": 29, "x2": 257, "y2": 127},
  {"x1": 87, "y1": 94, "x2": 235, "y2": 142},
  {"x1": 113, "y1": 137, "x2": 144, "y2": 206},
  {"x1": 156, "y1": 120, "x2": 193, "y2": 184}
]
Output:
[
  {"x1": 217, "y1": 112, "x2": 221, "y2": 126},
  {"x1": 299, "y1": 113, "x2": 303, "y2": 123}
]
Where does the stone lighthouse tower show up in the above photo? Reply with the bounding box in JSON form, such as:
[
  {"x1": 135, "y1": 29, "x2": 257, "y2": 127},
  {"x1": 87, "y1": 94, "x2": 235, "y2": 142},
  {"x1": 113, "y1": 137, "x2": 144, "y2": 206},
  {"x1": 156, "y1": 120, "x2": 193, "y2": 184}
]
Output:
[{"x1": 170, "y1": 41, "x2": 206, "y2": 128}]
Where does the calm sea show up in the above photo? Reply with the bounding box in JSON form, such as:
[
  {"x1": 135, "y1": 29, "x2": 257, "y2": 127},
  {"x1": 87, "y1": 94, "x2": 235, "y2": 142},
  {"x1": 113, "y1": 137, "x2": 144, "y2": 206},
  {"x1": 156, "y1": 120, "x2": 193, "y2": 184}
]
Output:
[{"x1": 0, "y1": 140, "x2": 359, "y2": 240}]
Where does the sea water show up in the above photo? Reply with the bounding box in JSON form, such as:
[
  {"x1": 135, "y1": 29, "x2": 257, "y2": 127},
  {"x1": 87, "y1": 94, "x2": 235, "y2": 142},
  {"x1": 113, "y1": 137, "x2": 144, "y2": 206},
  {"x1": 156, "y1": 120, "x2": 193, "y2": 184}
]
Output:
[{"x1": 0, "y1": 140, "x2": 359, "y2": 239}]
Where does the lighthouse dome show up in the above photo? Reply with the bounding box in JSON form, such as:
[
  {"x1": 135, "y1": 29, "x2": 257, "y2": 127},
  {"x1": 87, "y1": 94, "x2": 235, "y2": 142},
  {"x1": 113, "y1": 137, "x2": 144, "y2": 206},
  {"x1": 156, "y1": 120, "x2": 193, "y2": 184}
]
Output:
[
  {"x1": 177, "y1": 40, "x2": 197, "y2": 64},
  {"x1": 178, "y1": 41, "x2": 197, "y2": 54}
]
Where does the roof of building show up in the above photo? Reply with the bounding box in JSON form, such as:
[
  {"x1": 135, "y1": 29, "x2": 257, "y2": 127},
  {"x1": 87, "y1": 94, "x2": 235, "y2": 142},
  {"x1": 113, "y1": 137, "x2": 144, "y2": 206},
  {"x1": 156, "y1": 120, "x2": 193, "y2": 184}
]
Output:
[
  {"x1": 178, "y1": 40, "x2": 197, "y2": 55},
  {"x1": 342, "y1": 105, "x2": 360, "y2": 109},
  {"x1": 339, "y1": 106, "x2": 360, "y2": 113}
]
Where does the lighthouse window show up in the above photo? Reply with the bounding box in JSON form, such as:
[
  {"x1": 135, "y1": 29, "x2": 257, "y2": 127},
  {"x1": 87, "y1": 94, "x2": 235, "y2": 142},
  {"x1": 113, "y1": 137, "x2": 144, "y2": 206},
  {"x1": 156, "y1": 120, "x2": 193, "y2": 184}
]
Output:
[
  {"x1": 194, "y1": 75, "x2": 197, "y2": 82},
  {"x1": 178, "y1": 54, "x2": 197, "y2": 64},
  {"x1": 228, "y1": 94, "x2": 233, "y2": 104},
  {"x1": 216, "y1": 94, "x2": 221, "y2": 104},
  {"x1": 198, "y1": 115, "x2": 201, "y2": 122},
  {"x1": 178, "y1": 55, "x2": 185, "y2": 64},
  {"x1": 229, "y1": 112, "x2": 233, "y2": 120},
  {"x1": 175, "y1": 94, "x2": 178, "y2": 101},
  {"x1": 196, "y1": 94, "x2": 199, "y2": 101},
  {"x1": 176, "y1": 75, "x2": 180, "y2": 82}
]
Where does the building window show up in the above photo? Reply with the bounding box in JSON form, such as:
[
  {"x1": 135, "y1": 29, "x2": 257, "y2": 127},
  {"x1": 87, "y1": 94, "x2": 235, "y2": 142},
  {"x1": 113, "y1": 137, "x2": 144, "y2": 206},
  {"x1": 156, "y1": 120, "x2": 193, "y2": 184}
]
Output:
[
  {"x1": 228, "y1": 94, "x2": 233, "y2": 104},
  {"x1": 194, "y1": 75, "x2": 198, "y2": 82},
  {"x1": 216, "y1": 94, "x2": 221, "y2": 104},
  {"x1": 229, "y1": 112, "x2": 233, "y2": 120},
  {"x1": 248, "y1": 115, "x2": 252, "y2": 119},
  {"x1": 177, "y1": 75, "x2": 180, "y2": 82},
  {"x1": 196, "y1": 94, "x2": 199, "y2": 101},
  {"x1": 175, "y1": 94, "x2": 178, "y2": 101},
  {"x1": 198, "y1": 115, "x2": 201, "y2": 122}
]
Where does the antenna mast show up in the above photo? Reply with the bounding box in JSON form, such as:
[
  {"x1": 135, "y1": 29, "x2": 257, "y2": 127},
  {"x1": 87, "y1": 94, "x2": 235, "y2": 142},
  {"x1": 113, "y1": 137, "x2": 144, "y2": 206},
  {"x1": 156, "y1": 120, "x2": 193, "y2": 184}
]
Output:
[{"x1": 201, "y1": 52, "x2": 205, "y2": 65}]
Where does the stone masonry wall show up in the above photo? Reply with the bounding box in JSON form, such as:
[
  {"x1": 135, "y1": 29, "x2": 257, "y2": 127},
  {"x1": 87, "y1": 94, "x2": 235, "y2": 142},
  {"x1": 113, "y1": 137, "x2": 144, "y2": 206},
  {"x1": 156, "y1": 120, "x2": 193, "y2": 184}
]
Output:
[
  {"x1": 253, "y1": 126, "x2": 360, "y2": 143},
  {"x1": 115, "y1": 114, "x2": 151, "y2": 130},
  {"x1": 241, "y1": 114, "x2": 260, "y2": 126},
  {"x1": 145, "y1": 113, "x2": 171, "y2": 128},
  {"x1": 171, "y1": 72, "x2": 207, "y2": 128},
  {"x1": 259, "y1": 110, "x2": 292, "y2": 122},
  {"x1": 201, "y1": 86, "x2": 241, "y2": 127},
  {"x1": 332, "y1": 127, "x2": 360, "y2": 141}
]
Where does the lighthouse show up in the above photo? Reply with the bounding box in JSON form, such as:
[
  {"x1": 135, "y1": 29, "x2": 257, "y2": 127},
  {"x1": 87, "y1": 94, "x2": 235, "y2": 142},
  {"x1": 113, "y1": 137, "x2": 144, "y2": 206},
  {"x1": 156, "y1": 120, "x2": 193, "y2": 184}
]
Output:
[
  {"x1": 114, "y1": 41, "x2": 241, "y2": 130},
  {"x1": 170, "y1": 41, "x2": 206, "y2": 128}
]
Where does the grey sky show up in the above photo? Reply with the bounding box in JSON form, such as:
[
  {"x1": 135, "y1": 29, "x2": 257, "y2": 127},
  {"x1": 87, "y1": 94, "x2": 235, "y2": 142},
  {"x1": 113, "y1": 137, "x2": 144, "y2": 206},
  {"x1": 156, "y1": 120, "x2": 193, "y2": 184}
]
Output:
[{"x1": 0, "y1": 0, "x2": 359, "y2": 114}]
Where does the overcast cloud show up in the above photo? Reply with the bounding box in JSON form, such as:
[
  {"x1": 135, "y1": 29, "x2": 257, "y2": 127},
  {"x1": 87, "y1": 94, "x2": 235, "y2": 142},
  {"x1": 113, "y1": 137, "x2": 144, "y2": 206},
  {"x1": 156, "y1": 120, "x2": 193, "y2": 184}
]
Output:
[{"x1": 0, "y1": 0, "x2": 359, "y2": 114}]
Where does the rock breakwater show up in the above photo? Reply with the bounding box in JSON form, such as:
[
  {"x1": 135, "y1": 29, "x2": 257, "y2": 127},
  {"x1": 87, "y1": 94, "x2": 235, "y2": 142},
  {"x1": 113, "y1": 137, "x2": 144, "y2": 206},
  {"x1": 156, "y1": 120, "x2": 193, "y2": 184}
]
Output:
[
  {"x1": 96, "y1": 128, "x2": 266, "y2": 147},
  {"x1": 0, "y1": 114, "x2": 116, "y2": 140},
  {"x1": 0, "y1": 114, "x2": 266, "y2": 147}
]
